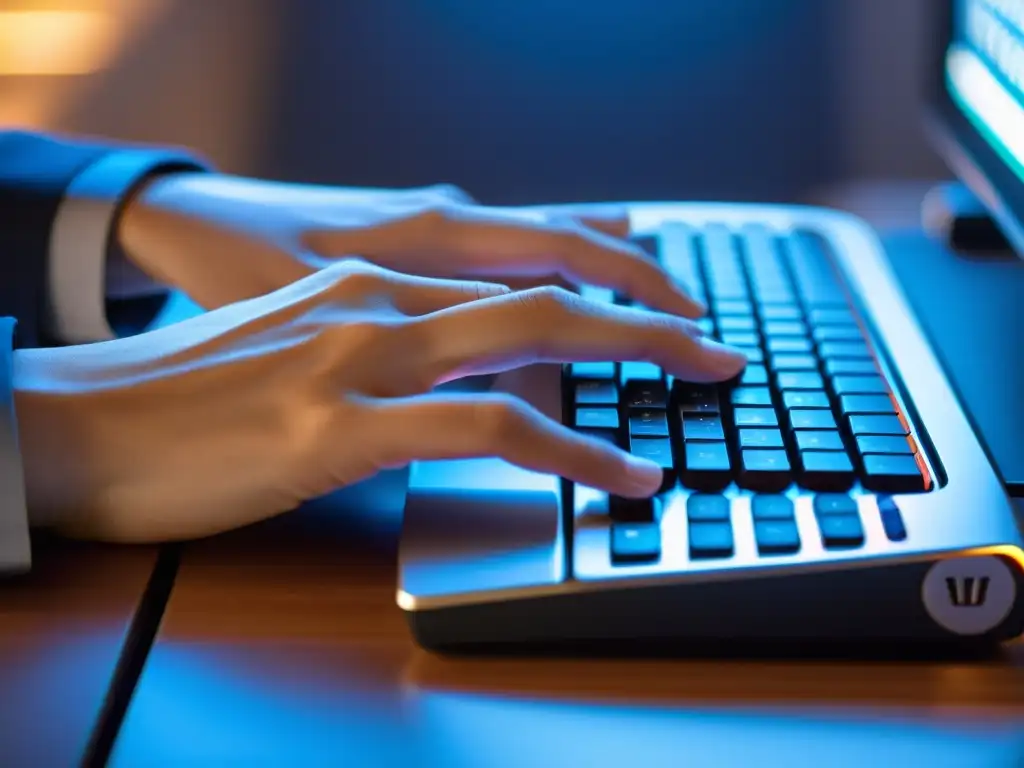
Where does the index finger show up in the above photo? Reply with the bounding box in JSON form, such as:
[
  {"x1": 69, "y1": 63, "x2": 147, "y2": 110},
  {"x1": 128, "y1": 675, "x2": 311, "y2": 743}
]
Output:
[{"x1": 412, "y1": 285, "x2": 746, "y2": 384}]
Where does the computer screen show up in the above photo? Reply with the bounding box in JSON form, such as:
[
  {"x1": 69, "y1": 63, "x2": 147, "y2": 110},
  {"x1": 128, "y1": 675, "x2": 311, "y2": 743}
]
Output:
[{"x1": 938, "y1": 0, "x2": 1024, "y2": 252}]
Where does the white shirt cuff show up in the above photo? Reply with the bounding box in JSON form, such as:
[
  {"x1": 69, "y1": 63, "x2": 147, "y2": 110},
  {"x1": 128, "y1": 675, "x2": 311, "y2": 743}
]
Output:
[{"x1": 48, "y1": 149, "x2": 207, "y2": 344}]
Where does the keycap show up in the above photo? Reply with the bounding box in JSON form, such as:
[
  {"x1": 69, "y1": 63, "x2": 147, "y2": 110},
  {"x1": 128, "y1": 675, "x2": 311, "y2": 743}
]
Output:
[
  {"x1": 784, "y1": 232, "x2": 846, "y2": 307},
  {"x1": 817, "y1": 513, "x2": 865, "y2": 548},
  {"x1": 771, "y1": 353, "x2": 818, "y2": 371},
  {"x1": 620, "y1": 361, "x2": 662, "y2": 384},
  {"x1": 715, "y1": 299, "x2": 753, "y2": 316},
  {"x1": 676, "y1": 384, "x2": 721, "y2": 413},
  {"x1": 575, "y1": 381, "x2": 618, "y2": 405},
  {"x1": 763, "y1": 321, "x2": 806, "y2": 337},
  {"x1": 767, "y1": 337, "x2": 813, "y2": 354},
  {"x1": 795, "y1": 430, "x2": 844, "y2": 451},
  {"x1": 877, "y1": 496, "x2": 908, "y2": 542},
  {"x1": 611, "y1": 523, "x2": 661, "y2": 563},
  {"x1": 578, "y1": 428, "x2": 621, "y2": 446},
  {"x1": 825, "y1": 359, "x2": 877, "y2": 376},
  {"x1": 682, "y1": 442, "x2": 732, "y2": 490},
  {"x1": 814, "y1": 494, "x2": 858, "y2": 516},
  {"x1": 832, "y1": 376, "x2": 889, "y2": 395},
  {"x1": 855, "y1": 434, "x2": 914, "y2": 454},
  {"x1": 738, "y1": 449, "x2": 791, "y2": 491},
  {"x1": 682, "y1": 413, "x2": 725, "y2": 440},
  {"x1": 819, "y1": 341, "x2": 871, "y2": 359},
  {"x1": 610, "y1": 495, "x2": 657, "y2": 523},
  {"x1": 686, "y1": 494, "x2": 730, "y2": 521},
  {"x1": 739, "y1": 347, "x2": 765, "y2": 363},
  {"x1": 739, "y1": 428, "x2": 785, "y2": 448},
  {"x1": 740, "y1": 365, "x2": 769, "y2": 386},
  {"x1": 624, "y1": 380, "x2": 668, "y2": 409},
  {"x1": 849, "y1": 414, "x2": 907, "y2": 436},
  {"x1": 783, "y1": 390, "x2": 830, "y2": 409},
  {"x1": 731, "y1": 387, "x2": 773, "y2": 407},
  {"x1": 688, "y1": 521, "x2": 735, "y2": 559},
  {"x1": 733, "y1": 408, "x2": 778, "y2": 427},
  {"x1": 777, "y1": 371, "x2": 824, "y2": 390},
  {"x1": 809, "y1": 308, "x2": 854, "y2": 325},
  {"x1": 718, "y1": 316, "x2": 757, "y2": 332},
  {"x1": 628, "y1": 436, "x2": 674, "y2": 484},
  {"x1": 813, "y1": 326, "x2": 864, "y2": 343},
  {"x1": 659, "y1": 225, "x2": 702, "y2": 295},
  {"x1": 754, "y1": 519, "x2": 801, "y2": 555},
  {"x1": 576, "y1": 407, "x2": 620, "y2": 429},
  {"x1": 798, "y1": 450, "x2": 855, "y2": 491},
  {"x1": 721, "y1": 332, "x2": 760, "y2": 347},
  {"x1": 760, "y1": 305, "x2": 803, "y2": 321},
  {"x1": 861, "y1": 454, "x2": 927, "y2": 493},
  {"x1": 751, "y1": 494, "x2": 795, "y2": 520},
  {"x1": 788, "y1": 409, "x2": 836, "y2": 430},
  {"x1": 629, "y1": 409, "x2": 669, "y2": 436},
  {"x1": 569, "y1": 362, "x2": 616, "y2": 379},
  {"x1": 840, "y1": 394, "x2": 895, "y2": 415}
]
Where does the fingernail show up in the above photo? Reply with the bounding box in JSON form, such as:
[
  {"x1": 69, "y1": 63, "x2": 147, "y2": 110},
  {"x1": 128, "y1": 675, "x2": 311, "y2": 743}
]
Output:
[
  {"x1": 697, "y1": 337, "x2": 748, "y2": 378},
  {"x1": 623, "y1": 455, "x2": 664, "y2": 496}
]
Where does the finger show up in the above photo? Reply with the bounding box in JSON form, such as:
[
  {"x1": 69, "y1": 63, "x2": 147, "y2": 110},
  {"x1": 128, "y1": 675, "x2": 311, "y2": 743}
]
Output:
[
  {"x1": 334, "y1": 264, "x2": 510, "y2": 316},
  {"x1": 500, "y1": 204, "x2": 632, "y2": 240},
  {"x1": 367, "y1": 393, "x2": 665, "y2": 498},
  {"x1": 412, "y1": 286, "x2": 746, "y2": 383}
]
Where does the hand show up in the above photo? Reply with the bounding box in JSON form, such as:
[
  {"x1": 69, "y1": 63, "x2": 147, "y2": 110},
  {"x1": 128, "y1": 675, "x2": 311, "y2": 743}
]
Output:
[
  {"x1": 13, "y1": 262, "x2": 744, "y2": 543},
  {"x1": 118, "y1": 174, "x2": 703, "y2": 317}
]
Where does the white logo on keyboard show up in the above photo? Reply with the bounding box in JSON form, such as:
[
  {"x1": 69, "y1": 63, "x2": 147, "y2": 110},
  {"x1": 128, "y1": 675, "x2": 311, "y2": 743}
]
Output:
[{"x1": 921, "y1": 556, "x2": 1016, "y2": 635}]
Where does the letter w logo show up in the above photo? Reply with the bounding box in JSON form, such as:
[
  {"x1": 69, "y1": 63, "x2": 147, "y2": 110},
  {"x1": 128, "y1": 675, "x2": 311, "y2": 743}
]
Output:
[{"x1": 945, "y1": 576, "x2": 990, "y2": 607}]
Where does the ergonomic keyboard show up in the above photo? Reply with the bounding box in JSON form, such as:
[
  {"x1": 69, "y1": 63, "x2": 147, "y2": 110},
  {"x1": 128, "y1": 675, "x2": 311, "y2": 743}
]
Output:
[{"x1": 398, "y1": 203, "x2": 1024, "y2": 652}]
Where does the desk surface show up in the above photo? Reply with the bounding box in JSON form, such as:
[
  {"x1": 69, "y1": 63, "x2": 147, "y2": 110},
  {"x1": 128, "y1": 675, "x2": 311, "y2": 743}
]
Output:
[{"x1": 0, "y1": 538, "x2": 158, "y2": 767}]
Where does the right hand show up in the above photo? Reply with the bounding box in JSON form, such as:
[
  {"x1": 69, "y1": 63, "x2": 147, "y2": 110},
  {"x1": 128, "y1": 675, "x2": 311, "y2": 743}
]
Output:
[{"x1": 12, "y1": 261, "x2": 745, "y2": 543}]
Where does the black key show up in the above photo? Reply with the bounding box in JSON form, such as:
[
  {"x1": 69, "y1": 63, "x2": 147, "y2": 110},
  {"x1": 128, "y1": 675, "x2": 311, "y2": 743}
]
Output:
[
  {"x1": 759, "y1": 305, "x2": 800, "y2": 322},
  {"x1": 849, "y1": 414, "x2": 907, "y2": 436},
  {"x1": 578, "y1": 427, "x2": 621, "y2": 446},
  {"x1": 763, "y1": 321, "x2": 806, "y2": 337},
  {"x1": 855, "y1": 434, "x2": 913, "y2": 455},
  {"x1": 721, "y1": 332, "x2": 760, "y2": 347},
  {"x1": 629, "y1": 409, "x2": 669, "y2": 436},
  {"x1": 795, "y1": 430, "x2": 844, "y2": 451},
  {"x1": 715, "y1": 299, "x2": 754, "y2": 316},
  {"x1": 739, "y1": 346, "x2": 765, "y2": 364},
  {"x1": 783, "y1": 390, "x2": 830, "y2": 409},
  {"x1": 751, "y1": 494, "x2": 795, "y2": 520},
  {"x1": 576, "y1": 407, "x2": 620, "y2": 429},
  {"x1": 733, "y1": 408, "x2": 778, "y2": 427},
  {"x1": 825, "y1": 359, "x2": 877, "y2": 376},
  {"x1": 739, "y1": 428, "x2": 784, "y2": 449},
  {"x1": 570, "y1": 361, "x2": 615, "y2": 379},
  {"x1": 809, "y1": 308, "x2": 854, "y2": 325},
  {"x1": 777, "y1": 371, "x2": 824, "y2": 390},
  {"x1": 819, "y1": 341, "x2": 871, "y2": 359},
  {"x1": 575, "y1": 381, "x2": 618, "y2": 405},
  {"x1": 624, "y1": 380, "x2": 668, "y2": 409},
  {"x1": 688, "y1": 521, "x2": 735, "y2": 559},
  {"x1": 740, "y1": 365, "x2": 769, "y2": 386},
  {"x1": 789, "y1": 409, "x2": 836, "y2": 430},
  {"x1": 628, "y1": 436, "x2": 675, "y2": 491},
  {"x1": 814, "y1": 494, "x2": 858, "y2": 516},
  {"x1": 877, "y1": 496, "x2": 908, "y2": 542},
  {"x1": 798, "y1": 450, "x2": 855, "y2": 491},
  {"x1": 611, "y1": 522, "x2": 661, "y2": 563},
  {"x1": 677, "y1": 384, "x2": 721, "y2": 413},
  {"x1": 620, "y1": 361, "x2": 662, "y2": 384},
  {"x1": 738, "y1": 449, "x2": 791, "y2": 491},
  {"x1": 767, "y1": 337, "x2": 813, "y2": 354},
  {"x1": 731, "y1": 387, "x2": 773, "y2": 407},
  {"x1": 771, "y1": 353, "x2": 817, "y2": 371},
  {"x1": 832, "y1": 376, "x2": 889, "y2": 396},
  {"x1": 718, "y1": 316, "x2": 757, "y2": 332},
  {"x1": 610, "y1": 495, "x2": 656, "y2": 523},
  {"x1": 687, "y1": 494, "x2": 730, "y2": 521},
  {"x1": 813, "y1": 326, "x2": 864, "y2": 343},
  {"x1": 817, "y1": 514, "x2": 865, "y2": 548},
  {"x1": 682, "y1": 442, "x2": 732, "y2": 490},
  {"x1": 861, "y1": 454, "x2": 926, "y2": 493},
  {"x1": 682, "y1": 413, "x2": 725, "y2": 440},
  {"x1": 754, "y1": 519, "x2": 801, "y2": 555},
  {"x1": 840, "y1": 394, "x2": 895, "y2": 415}
]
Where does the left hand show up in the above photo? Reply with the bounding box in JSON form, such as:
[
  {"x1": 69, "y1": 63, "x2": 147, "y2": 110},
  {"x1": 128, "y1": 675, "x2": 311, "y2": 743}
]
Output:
[{"x1": 117, "y1": 174, "x2": 704, "y2": 317}]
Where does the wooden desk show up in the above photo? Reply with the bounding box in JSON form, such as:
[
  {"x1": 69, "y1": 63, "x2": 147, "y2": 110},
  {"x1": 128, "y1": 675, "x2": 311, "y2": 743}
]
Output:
[
  {"x1": 111, "y1": 469, "x2": 1024, "y2": 767},
  {"x1": 0, "y1": 537, "x2": 160, "y2": 767}
]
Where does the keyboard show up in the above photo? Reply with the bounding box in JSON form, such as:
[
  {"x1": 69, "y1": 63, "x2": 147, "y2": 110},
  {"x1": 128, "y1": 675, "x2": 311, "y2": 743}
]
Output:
[
  {"x1": 566, "y1": 222, "x2": 933, "y2": 567},
  {"x1": 398, "y1": 203, "x2": 1024, "y2": 652}
]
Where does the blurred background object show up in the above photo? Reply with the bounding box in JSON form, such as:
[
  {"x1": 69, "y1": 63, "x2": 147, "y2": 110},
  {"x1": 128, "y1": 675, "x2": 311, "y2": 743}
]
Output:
[{"x1": 0, "y1": 0, "x2": 948, "y2": 203}]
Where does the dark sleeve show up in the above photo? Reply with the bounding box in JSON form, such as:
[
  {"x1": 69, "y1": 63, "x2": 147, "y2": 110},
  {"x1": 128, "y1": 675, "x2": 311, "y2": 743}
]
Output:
[{"x1": 0, "y1": 318, "x2": 29, "y2": 572}]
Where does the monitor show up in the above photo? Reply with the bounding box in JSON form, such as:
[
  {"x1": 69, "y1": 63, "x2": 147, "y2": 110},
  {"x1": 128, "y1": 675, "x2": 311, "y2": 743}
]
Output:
[{"x1": 929, "y1": 0, "x2": 1024, "y2": 255}]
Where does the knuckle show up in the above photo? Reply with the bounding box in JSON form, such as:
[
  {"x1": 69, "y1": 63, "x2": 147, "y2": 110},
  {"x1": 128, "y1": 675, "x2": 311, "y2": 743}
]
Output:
[
  {"x1": 427, "y1": 183, "x2": 473, "y2": 204},
  {"x1": 329, "y1": 262, "x2": 392, "y2": 300},
  {"x1": 515, "y1": 285, "x2": 579, "y2": 316},
  {"x1": 472, "y1": 396, "x2": 531, "y2": 441}
]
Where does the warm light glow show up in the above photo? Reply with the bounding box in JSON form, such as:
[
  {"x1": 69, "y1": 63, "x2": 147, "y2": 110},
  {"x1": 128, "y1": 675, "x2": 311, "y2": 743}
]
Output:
[
  {"x1": 0, "y1": 10, "x2": 116, "y2": 75},
  {"x1": 960, "y1": 544, "x2": 1024, "y2": 573}
]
